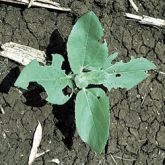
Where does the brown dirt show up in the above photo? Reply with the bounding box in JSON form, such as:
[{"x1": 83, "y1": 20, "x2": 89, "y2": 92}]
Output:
[{"x1": 0, "y1": 0, "x2": 165, "y2": 164}]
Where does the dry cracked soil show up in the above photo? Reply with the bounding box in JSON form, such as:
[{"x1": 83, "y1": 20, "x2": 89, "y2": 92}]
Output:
[{"x1": 0, "y1": 0, "x2": 165, "y2": 164}]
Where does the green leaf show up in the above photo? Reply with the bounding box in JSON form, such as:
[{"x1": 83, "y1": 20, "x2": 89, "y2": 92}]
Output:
[
  {"x1": 75, "y1": 88, "x2": 110, "y2": 153},
  {"x1": 15, "y1": 54, "x2": 73, "y2": 105},
  {"x1": 67, "y1": 11, "x2": 108, "y2": 74},
  {"x1": 103, "y1": 57, "x2": 156, "y2": 90},
  {"x1": 74, "y1": 57, "x2": 156, "y2": 90}
]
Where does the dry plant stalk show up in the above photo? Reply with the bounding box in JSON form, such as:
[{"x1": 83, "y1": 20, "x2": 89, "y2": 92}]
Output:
[
  {"x1": 28, "y1": 121, "x2": 42, "y2": 165},
  {"x1": 125, "y1": 13, "x2": 165, "y2": 28},
  {"x1": 128, "y1": 0, "x2": 138, "y2": 12},
  {"x1": 0, "y1": 105, "x2": 5, "y2": 114},
  {"x1": 0, "y1": 0, "x2": 71, "y2": 11},
  {"x1": 0, "y1": 42, "x2": 46, "y2": 65}
]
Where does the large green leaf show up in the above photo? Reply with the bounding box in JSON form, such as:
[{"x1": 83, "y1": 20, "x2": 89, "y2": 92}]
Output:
[
  {"x1": 75, "y1": 88, "x2": 110, "y2": 153},
  {"x1": 74, "y1": 57, "x2": 156, "y2": 90},
  {"x1": 103, "y1": 57, "x2": 156, "y2": 90},
  {"x1": 15, "y1": 54, "x2": 73, "y2": 105},
  {"x1": 67, "y1": 11, "x2": 108, "y2": 74}
]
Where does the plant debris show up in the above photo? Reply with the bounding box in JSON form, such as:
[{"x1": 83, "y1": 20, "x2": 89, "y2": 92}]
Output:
[
  {"x1": 126, "y1": 13, "x2": 165, "y2": 28},
  {"x1": 0, "y1": 0, "x2": 71, "y2": 11}
]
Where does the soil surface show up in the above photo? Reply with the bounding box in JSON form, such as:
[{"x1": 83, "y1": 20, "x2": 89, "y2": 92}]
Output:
[{"x1": 0, "y1": 0, "x2": 165, "y2": 164}]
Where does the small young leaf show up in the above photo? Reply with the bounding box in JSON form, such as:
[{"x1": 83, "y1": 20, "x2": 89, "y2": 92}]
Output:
[
  {"x1": 103, "y1": 57, "x2": 156, "y2": 90},
  {"x1": 67, "y1": 11, "x2": 108, "y2": 74},
  {"x1": 75, "y1": 70, "x2": 105, "y2": 88},
  {"x1": 75, "y1": 88, "x2": 110, "y2": 153},
  {"x1": 15, "y1": 54, "x2": 73, "y2": 105}
]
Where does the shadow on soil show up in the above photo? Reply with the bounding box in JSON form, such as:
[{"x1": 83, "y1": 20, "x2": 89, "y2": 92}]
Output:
[
  {"x1": 0, "y1": 67, "x2": 20, "y2": 93},
  {"x1": 53, "y1": 97, "x2": 76, "y2": 149},
  {"x1": 46, "y1": 29, "x2": 65, "y2": 63}
]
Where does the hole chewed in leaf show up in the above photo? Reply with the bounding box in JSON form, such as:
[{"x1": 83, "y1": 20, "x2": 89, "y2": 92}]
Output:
[
  {"x1": 62, "y1": 85, "x2": 72, "y2": 96},
  {"x1": 83, "y1": 68, "x2": 90, "y2": 72},
  {"x1": 115, "y1": 73, "x2": 121, "y2": 77},
  {"x1": 97, "y1": 96, "x2": 101, "y2": 99},
  {"x1": 98, "y1": 36, "x2": 105, "y2": 44}
]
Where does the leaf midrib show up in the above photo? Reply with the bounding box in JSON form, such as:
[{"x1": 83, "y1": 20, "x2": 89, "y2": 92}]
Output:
[
  {"x1": 83, "y1": 89, "x2": 103, "y2": 146},
  {"x1": 17, "y1": 76, "x2": 68, "y2": 85},
  {"x1": 105, "y1": 69, "x2": 151, "y2": 75},
  {"x1": 81, "y1": 14, "x2": 92, "y2": 71}
]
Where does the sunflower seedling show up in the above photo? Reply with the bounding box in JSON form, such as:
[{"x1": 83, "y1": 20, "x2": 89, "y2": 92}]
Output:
[{"x1": 15, "y1": 11, "x2": 156, "y2": 153}]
